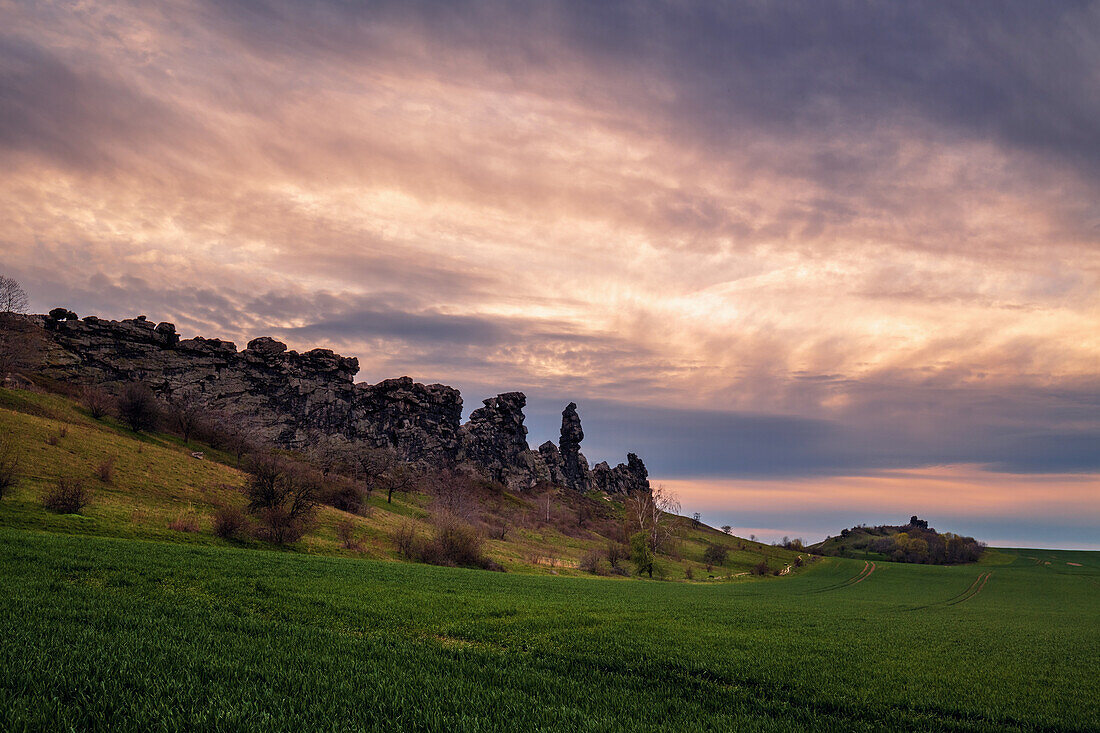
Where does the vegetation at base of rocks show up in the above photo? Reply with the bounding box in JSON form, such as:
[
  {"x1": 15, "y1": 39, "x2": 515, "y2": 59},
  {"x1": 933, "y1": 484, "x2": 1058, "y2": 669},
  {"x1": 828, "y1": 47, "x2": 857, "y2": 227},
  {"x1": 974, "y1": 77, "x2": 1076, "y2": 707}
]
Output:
[
  {"x1": 0, "y1": 383, "x2": 802, "y2": 577},
  {"x1": 815, "y1": 516, "x2": 985, "y2": 564},
  {"x1": 116, "y1": 383, "x2": 161, "y2": 433}
]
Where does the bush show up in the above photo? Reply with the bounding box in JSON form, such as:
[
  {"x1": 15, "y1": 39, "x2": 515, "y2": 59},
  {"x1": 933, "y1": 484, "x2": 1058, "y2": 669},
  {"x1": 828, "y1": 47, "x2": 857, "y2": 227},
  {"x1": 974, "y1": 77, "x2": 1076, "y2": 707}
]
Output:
[
  {"x1": 82, "y1": 386, "x2": 114, "y2": 420},
  {"x1": 750, "y1": 559, "x2": 770, "y2": 576},
  {"x1": 168, "y1": 513, "x2": 200, "y2": 532},
  {"x1": 606, "y1": 542, "x2": 627, "y2": 569},
  {"x1": 117, "y1": 382, "x2": 160, "y2": 432},
  {"x1": 212, "y1": 505, "x2": 247, "y2": 539},
  {"x1": 322, "y1": 476, "x2": 366, "y2": 514},
  {"x1": 252, "y1": 506, "x2": 312, "y2": 544},
  {"x1": 684, "y1": 566, "x2": 694, "y2": 580},
  {"x1": 393, "y1": 520, "x2": 419, "y2": 558},
  {"x1": 243, "y1": 454, "x2": 320, "y2": 545},
  {"x1": 702, "y1": 543, "x2": 729, "y2": 566},
  {"x1": 416, "y1": 514, "x2": 490, "y2": 569},
  {"x1": 42, "y1": 477, "x2": 92, "y2": 514},
  {"x1": 0, "y1": 441, "x2": 19, "y2": 499},
  {"x1": 336, "y1": 518, "x2": 361, "y2": 550},
  {"x1": 630, "y1": 531, "x2": 655, "y2": 578},
  {"x1": 579, "y1": 550, "x2": 610, "y2": 576},
  {"x1": 95, "y1": 455, "x2": 116, "y2": 483}
]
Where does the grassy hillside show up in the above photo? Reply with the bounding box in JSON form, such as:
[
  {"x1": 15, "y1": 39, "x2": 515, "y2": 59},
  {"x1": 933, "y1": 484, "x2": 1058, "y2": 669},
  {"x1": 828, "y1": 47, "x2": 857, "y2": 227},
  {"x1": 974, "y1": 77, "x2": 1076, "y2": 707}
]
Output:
[
  {"x1": 0, "y1": 385, "x2": 801, "y2": 578},
  {"x1": 1, "y1": 529, "x2": 1096, "y2": 731}
]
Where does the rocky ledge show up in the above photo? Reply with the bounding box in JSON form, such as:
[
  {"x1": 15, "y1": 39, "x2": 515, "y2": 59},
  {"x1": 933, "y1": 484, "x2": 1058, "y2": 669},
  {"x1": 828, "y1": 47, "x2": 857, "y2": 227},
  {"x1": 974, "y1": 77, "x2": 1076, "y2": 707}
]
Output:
[{"x1": 24, "y1": 310, "x2": 650, "y2": 495}]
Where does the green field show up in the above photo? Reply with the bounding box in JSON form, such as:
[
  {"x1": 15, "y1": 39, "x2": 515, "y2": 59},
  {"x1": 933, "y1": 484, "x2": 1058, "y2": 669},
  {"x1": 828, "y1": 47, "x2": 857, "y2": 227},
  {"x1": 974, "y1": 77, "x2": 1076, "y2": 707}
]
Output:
[{"x1": 1, "y1": 529, "x2": 1096, "y2": 731}]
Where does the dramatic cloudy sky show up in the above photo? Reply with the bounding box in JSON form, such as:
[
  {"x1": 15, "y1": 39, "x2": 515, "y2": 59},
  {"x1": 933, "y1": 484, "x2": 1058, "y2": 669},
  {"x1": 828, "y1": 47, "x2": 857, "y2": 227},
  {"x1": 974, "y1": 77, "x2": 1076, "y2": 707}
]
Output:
[{"x1": 3, "y1": 0, "x2": 1098, "y2": 548}]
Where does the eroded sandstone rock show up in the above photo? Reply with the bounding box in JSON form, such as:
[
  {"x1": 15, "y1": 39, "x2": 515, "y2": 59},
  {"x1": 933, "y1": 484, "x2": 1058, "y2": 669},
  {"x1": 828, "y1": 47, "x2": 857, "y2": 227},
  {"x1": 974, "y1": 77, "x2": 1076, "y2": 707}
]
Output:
[{"x1": 27, "y1": 311, "x2": 652, "y2": 494}]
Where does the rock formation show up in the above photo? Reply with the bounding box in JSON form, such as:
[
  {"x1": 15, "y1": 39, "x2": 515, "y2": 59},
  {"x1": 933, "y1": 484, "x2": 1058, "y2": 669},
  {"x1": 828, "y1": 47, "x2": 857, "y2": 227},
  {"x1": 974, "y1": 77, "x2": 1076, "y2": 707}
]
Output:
[
  {"x1": 458, "y1": 392, "x2": 539, "y2": 489},
  {"x1": 559, "y1": 402, "x2": 590, "y2": 492},
  {"x1": 19, "y1": 311, "x2": 650, "y2": 494},
  {"x1": 590, "y1": 453, "x2": 649, "y2": 495}
]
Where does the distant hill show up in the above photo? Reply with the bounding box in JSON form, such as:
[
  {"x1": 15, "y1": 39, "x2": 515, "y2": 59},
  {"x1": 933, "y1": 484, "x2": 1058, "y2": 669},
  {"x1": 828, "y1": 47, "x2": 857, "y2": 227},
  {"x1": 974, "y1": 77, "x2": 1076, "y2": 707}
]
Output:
[{"x1": 810, "y1": 517, "x2": 985, "y2": 564}]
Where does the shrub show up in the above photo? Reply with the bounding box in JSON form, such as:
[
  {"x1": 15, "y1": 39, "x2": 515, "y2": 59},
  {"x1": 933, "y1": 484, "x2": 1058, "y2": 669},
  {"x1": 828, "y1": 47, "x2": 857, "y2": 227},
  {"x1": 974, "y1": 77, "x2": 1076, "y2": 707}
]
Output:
[
  {"x1": 212, "y1": 505, "x2": 247, "y2": 539},
  {"x1": 321, "y1": 475, "x2": 366, "y2": 514},
  {"x1": 336, "y1": 518, "x2": 361, "y2": 550},
  {"x1": 579, "y1": 550, "x2": 610, "y2": 576},
  {"x1": 95, "y1": 455, "x2": 116, "y2": 484},
  {"x1": 750, "y1": 559, "x2": 770, "y2": 576},
  {"x1": 417, "y1": 514, "x2": 489, "y2": 569},
  {"x1": 0, "y1": 441, "x2": 19, "y2": 499},
  {"x1": 42, "y1": 477, "x2": 92, "y2": 513},
  {"x1": 45, "y1": 433, "x2": 60, "y2": 446},
  {"x1": 243, "y1": 454, "x2": 320, "y2": 544},
  {"x1": 117, "y1": 382, "x2": 160, "y2": 432},
  {"x1": 168, "y1": 513, "x2": 200, "y2": 532},
  {"x1": 82, "y1": 386, "x2": 114, "y2": 420},
  {"x1": 702, "y1": 543, "x2": 729, "y2": 567},
  {"x1": 684, "y1": 566, "x2": 694, "y2": 580},
  {"x1": 252, "y1": 506, "x2": 313, "y2": 545},
  {"x1": 393, "y1": 520, "x2": 419, "y2": 559},
  {"x1": 630, "y1": 531, "x2": 655, "y2": 578},
  {"x1": 606, "y1": 542, "x2": 627, "y2": 569}
]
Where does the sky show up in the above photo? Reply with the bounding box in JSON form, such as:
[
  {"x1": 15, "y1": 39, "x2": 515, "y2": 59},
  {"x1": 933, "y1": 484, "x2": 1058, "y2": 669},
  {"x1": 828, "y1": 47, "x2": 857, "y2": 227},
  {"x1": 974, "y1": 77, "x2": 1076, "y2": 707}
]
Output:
[{"x1": 1, "y1": 0, "x2": 1098, "y2": 548}]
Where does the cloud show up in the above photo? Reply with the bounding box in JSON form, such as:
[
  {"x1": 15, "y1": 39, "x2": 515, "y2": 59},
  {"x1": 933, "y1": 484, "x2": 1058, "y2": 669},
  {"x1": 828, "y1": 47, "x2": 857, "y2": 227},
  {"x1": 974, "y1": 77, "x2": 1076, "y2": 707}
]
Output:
[{"x1": 1, "y1": 0, "x2": 1098, "y2": 551}]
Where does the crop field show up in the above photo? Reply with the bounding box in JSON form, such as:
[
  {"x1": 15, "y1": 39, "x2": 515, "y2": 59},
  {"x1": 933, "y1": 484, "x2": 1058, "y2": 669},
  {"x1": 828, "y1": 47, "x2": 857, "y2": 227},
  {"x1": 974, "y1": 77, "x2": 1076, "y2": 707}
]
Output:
[{"x1": 1, "y1": 530, "x2": 1096, "y2": 732}]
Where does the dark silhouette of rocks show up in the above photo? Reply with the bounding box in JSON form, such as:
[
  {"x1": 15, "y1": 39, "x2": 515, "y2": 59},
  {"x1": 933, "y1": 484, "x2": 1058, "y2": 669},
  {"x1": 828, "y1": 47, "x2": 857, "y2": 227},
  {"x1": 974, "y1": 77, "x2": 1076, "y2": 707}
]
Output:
[
  {"x1": 23, "y1": 311, "x2": 650, "y2": 494},
  {"x1": 559, "y1": 402, "x2": 589, "y2": 491}
]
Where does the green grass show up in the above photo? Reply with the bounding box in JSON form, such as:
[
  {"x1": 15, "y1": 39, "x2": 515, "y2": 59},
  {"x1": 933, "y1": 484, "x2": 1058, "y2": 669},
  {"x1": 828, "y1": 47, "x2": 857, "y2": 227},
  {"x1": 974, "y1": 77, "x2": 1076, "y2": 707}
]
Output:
[
  {"x1": 0, "y1": 530, "x2": 1096, "y2": 731},
  {"x1": 0, "y1": 389, "x2": 1096, "y2": 730},
  {"x1": 0, "y1": 386, "x2": 802, "y2": 576}
]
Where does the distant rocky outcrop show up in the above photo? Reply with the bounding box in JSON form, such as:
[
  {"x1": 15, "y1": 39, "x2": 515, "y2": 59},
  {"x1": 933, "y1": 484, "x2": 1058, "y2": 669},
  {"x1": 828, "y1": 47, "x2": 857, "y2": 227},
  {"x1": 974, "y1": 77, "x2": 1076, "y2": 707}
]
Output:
[{"x1": 21, "y1": 311, "x2": 650, "y2": 495}]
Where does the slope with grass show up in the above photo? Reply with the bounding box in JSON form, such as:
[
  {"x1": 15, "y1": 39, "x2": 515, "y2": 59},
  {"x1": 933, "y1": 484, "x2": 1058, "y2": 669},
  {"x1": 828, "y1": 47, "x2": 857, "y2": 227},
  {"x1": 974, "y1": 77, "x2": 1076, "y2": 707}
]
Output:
[
  {"x1": 0, "y1": 385, "x2": 798, "y2": 578},
  {"x1": 0, "y1": 530, "x2": 1096, "y2": 731}
]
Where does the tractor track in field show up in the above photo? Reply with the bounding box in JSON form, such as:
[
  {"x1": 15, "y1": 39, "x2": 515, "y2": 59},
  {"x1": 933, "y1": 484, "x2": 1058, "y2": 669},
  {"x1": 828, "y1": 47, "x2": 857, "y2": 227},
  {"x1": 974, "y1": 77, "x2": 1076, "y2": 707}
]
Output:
[
  {"x1": 906, "y1": 571, "x2": 992, "y2": 611},
  {"x1": 807, "y1": 561, "x2": 876, "y2": 594}
]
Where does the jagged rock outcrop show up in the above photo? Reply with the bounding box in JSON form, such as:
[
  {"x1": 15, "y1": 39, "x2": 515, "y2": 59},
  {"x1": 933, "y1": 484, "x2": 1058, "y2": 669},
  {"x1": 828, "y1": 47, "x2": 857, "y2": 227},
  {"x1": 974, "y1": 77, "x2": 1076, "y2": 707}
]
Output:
[
  {"x1": 538, "y1": 440, "x2": 567, "y2": 486},
  {"x1": 21, "y1": 311, "x2": 652, "y2": 494},
  {"x1": 457, "y1": 392, "x2": 545, "y2": 490},
  {"x1": 351, "y1": 377, "x2": 462, "y2": 462},
  {"x1": 559, "y1": 402, "x2": 590, "y2": 491},
  {"x1": 590, "y1": 453, "x2": 650, "y2": 495}
]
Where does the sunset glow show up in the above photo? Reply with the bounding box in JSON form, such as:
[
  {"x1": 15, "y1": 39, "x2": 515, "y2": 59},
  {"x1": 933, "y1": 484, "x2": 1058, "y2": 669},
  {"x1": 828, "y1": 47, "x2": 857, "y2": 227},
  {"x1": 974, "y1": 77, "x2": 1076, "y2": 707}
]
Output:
[{"x1": 3, "y1": 1, "x2": 1098, "y2": 547}]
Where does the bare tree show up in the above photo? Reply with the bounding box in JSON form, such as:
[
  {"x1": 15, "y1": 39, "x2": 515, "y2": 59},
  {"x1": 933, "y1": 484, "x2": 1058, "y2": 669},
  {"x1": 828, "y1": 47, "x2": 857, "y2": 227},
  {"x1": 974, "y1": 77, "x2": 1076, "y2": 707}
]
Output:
[
  {"x1": 351, "y1": 445, "x2": 417, "y2": 503},
  {"x1": 0, "y1": 276, "x2": 28, "y2": 314},
  {"x1": 210, "y1": 410, "x2": 263, "y2": 466},
  {"x1": 81, "y1": 385, "x2": 114, "y2": 420},
  {"x1": 379, "y1": 460, "x2": 421, "y2": 504},
  {"x1": 692, "y1": 511, "x2": 702, "y2": 529},
  {"x1": 307, "y1": 432, "x2": 359, "y2": 478},
  {"x1": 429, "y1": 468, "x2": 479, "y2": 521},
  {"x1": 166, "y1": 390, "x2": 206, "y2": 444},
  {"x1": 625, "y1": 484, "x2": 680, "y2": 554},
  {"x1": 243, "y1": 453, "x2": 320, "y2": 544},
  {"x1": 116, "y1": 383, "x2": 160, "y2": 433}
]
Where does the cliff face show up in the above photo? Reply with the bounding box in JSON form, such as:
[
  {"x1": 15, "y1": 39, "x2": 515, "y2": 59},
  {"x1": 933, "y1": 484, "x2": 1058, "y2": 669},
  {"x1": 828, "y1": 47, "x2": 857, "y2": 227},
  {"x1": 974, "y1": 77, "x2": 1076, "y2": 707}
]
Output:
[{"x1": 27, "y1": 312, "x2": 649, "y2": 494}]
